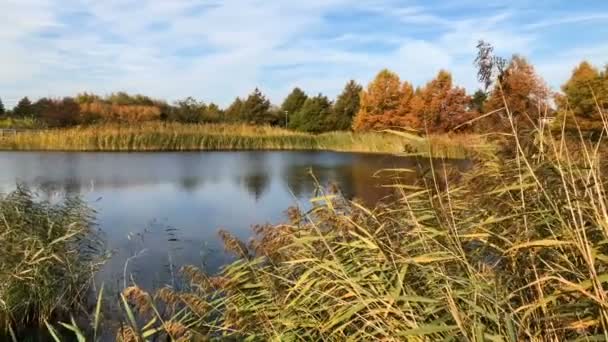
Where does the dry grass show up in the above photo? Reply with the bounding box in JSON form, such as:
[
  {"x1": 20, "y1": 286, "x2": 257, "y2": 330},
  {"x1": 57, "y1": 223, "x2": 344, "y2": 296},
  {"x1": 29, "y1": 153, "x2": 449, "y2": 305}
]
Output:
[{"x1": 0, "y1": 122, "x2": 484, "y2": 158}]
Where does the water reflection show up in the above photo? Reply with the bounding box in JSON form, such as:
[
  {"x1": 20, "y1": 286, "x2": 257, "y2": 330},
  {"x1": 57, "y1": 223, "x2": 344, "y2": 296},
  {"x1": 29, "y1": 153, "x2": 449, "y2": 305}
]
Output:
[{"x1": 0, "y1": 151, "x2": 469, "y2": 291}]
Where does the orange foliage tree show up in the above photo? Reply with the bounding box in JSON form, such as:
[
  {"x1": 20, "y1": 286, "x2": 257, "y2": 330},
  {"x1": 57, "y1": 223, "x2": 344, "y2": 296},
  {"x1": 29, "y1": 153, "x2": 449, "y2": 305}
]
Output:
[
  {"x1": 80, "y1": 102, "x2": 161, "y2": 123},
  {"x1": 485, "y1": 55, "x2": 549, "y2": 128},
  {"x1": 557, "y1": 61, "x2": 607, "y2": 119},
  {"x1": 353, "y1": 69, "x2": 415, "y2": 131},
  {"x1": 409, "y1": 70, "x2": 474, "y2": 132}
]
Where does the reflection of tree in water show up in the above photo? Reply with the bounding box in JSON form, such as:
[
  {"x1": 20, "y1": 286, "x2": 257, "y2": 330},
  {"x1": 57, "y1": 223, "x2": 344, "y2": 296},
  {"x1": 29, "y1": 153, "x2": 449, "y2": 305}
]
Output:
[
  {"x1": 242, "y1": 173, "x2": 270, "y2": 200},
  {"x1": 279, "y1": 154, "x2": 471, "y2": 206},
  {"x1": 179, "y1": 176, "x2": 203, "y2": 192},
  {"x1": 176, "y1": 153, "x2": 206, "y2": 193},
  {"x1": 236, "y1": 152, "x2": 271, "y2": 201},
  {"x1": 282, "y1": 164, "x2": 356, "y2": 199}
]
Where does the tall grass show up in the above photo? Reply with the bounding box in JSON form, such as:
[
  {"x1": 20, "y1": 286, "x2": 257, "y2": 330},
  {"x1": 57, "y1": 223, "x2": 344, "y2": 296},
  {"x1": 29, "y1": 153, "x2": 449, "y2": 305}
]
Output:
[
  {"x1": 0, "y1": 117, "x2": 43, "y2": 129},
  {"x1": 0, "y1": 187, "x2": 106, "y2": 335},
  {"x1": 0, "y1": 122, "x2": 483, "y2": 159},
  {"x1": 49, "y1": 102, "x2": 608, "y2": 340}
]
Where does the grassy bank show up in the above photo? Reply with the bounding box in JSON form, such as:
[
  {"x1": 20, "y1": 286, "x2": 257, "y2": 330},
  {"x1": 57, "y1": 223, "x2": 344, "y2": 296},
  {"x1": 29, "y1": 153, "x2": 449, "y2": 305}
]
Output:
[
  {"x1": 0, "y1": 187, "x2": 106, "y2": 335},
  {"x1": 0, "y1": 122, "x2": 488, "y2": 159}
]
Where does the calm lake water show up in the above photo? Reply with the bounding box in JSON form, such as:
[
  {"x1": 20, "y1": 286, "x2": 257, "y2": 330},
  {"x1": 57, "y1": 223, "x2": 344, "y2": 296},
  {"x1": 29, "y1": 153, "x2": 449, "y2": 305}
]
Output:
[{"x1": 0, "y1": 151, "x2": 467, "y2": 292}]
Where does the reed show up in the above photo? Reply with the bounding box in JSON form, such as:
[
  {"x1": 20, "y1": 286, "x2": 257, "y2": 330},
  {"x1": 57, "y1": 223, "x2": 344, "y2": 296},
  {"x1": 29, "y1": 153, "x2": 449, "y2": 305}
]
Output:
[
  {"x1": 0, "y1": 187, "x2": 106, "y2": 335},
  {"x1": 50, "y1": 103, "x2": 608, "y2": 340},
  {"x1": 0, "y1": 122, "x2": 483, "y2": 159}
]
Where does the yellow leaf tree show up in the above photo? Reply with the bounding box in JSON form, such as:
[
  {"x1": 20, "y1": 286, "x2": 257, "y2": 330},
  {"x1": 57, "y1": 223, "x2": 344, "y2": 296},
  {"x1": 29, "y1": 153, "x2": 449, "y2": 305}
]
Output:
[
  {"x1": 353, "y1": 69, "x2": 413, "y2": 131},
  {"x1": 485, "y1": 55, "x2": 549, "y2": 128}
]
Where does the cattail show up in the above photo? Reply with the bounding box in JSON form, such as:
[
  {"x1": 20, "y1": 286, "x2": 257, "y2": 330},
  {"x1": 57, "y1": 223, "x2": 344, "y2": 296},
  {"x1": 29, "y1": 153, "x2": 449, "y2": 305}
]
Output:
[
  {"x1": 163, "y1": 321, "x2": 191, "y2": 341},
  {"x1": 218, "y1": 229, "x2": 249, "y2": 259},
  {"x1": 180, "y1": 293, "x2": 209, "y2": 317},
  {"x1": 122, "y1": 286, "x2": 152, "y2": 315},
  {"x1": 116, "y1": 325, "x2": 138, "y2": 342}
]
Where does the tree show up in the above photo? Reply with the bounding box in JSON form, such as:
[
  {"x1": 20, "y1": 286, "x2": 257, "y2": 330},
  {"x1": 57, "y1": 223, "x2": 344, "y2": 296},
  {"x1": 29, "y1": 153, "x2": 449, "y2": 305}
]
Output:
[
  {"x1": 0, "y1": 98, "x2": 5, "y2": 116},
  {"x1": 485, "y1": 55, "x2": 549, "y2": 127},
  {"x1": 329, "y1": 80, "x2": 362, "y2": 131},
  {"x1": 471, "y1": 90, "x2": 487, "y2": 113},
  {"x1": 410, "y1": 70, "x2": 473, "y2": 132},
  {"x1": 289, "y1": 94, "x2": 333, "y2": 133},
  {"x1": 241, "y1": 88, "x2": 272, "y2": 125},
  {"x1": 281, "y1": 88, "x2": 308, "y2": 126},
  {"x1": 203, "y1": 103, "x2": 224, "y2": 123},
  {"x1": 171, "y1": 97, "x2": 206, "y2": 123},
  {"x1": 353, "y1": 69, "x2": 411, "y2": 131},
  {"x1": 13, "y1": 97, "x2": 34, "y2": 118},
  {"x1": 34, "y1": 97, "x2": 81, "y2": 126},
  {"x1": 557, "y1": 61, "x2": 607, "y2": 119},
  {"x1": 225, "y1": 97, "x2": 244, "y2": 122}
]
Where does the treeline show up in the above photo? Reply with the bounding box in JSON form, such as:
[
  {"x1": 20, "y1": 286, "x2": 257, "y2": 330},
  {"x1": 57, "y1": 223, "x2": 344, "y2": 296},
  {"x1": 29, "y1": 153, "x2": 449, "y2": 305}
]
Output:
[{"x1": 0, "y1": 42, "x2": 606, "y2": 133}]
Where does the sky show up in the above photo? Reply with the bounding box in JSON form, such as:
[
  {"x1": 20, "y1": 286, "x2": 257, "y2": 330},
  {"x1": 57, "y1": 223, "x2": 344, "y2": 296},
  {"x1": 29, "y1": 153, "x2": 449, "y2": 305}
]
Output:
[{"x1": 1, "y1": 0, "x2": 607, "y2": 108}]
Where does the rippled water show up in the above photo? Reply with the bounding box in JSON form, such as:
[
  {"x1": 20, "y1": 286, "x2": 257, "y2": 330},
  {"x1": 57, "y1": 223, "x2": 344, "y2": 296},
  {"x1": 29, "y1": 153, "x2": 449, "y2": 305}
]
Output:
[{"x1": 0, "y1": 151, "x2": 468, "y2": 291}]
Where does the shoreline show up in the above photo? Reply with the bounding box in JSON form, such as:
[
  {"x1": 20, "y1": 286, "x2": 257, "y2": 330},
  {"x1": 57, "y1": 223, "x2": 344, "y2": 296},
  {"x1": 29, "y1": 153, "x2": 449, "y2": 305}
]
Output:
[{"x1": 0, "y1": 123, "x2": 486, "y2": 159}]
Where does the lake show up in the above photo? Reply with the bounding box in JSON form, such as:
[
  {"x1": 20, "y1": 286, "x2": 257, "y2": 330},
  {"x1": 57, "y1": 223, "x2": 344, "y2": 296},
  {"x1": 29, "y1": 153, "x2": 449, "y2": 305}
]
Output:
[{"x1": 0, "y1": 151, "x2": 468, "y2": 292}]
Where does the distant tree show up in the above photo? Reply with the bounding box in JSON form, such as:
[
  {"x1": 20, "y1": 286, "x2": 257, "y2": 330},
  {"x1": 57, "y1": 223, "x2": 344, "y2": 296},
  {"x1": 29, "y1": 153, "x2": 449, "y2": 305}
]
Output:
[
  {"x1": 353, "y1": 69, "x2": 410, "y2": 131},
  {"x1": 105, "y1": 92, "x2": 155, "y2": 106},
  {"x1": 13, "y1": 97, "x2": 34, "y2": 118},
  {"x1": 171, "y1": 97, "x2": 205, "y2": 123},
  {"x1": 410, "y1": 70, "x2": 473, "y2": 132},
  {"x1": 289, "y1": 94, "x2": 333, "y2": 133},
  {"x1": 471, "y1": 89, "x2": 488, "y2": 113},
  {"x1": 265, "y1": 105, "x2": 284, "y2": 126},
  {"x1": 203, "y1": 102, "x2": 224, "y2": 123},
  {"x1": 75, "y1": 92, "x2": 102, "y2": 104},
  {"x1": 241, "y1": 88, "x2": 272, "y2": 125},
  {"x1": 36, "y1": 97, "x2": 81, "y2": 127},
  {"x1": 557, "y1": 61, "x2": 607, "y2": 119},
  {"x1": 0, "y1": 97, "x2": 5, "y2": 116},
  {"x1": 225, "y1": 97, "x2": 244, "y2": 122},
  {"x1": 474, "y1": 40, "x2": 508, "y2": 91},
  {"x1": 485, "y1": 55, "x2": 549, "y2": 127},
  {"x1": 329, "y1": 80, "x2": 362, "y2": 130},
  {"x1": 281, "y1": 87, "x2": 308, "y2": 126}
]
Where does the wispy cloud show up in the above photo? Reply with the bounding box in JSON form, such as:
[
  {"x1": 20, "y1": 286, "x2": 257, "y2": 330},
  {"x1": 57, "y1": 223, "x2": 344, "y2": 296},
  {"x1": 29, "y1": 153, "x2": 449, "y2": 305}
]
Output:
[
  {"x1": 0, "y1": 0, "x2": 606, "y2": 107},
  {"x1": 523, "y1": 13, "x2": 608, "y2": 30}
]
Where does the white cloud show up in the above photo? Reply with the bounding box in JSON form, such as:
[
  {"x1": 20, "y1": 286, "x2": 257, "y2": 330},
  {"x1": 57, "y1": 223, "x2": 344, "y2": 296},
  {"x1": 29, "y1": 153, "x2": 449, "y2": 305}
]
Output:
[{"x1": 0, "y1": 0, "x2": 606, "y2": 108}]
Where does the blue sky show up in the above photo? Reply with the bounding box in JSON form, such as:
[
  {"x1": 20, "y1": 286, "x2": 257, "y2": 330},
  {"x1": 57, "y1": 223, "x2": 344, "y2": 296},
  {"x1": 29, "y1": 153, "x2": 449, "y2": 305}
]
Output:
[{"x1": 1, "y1": 0, "x2": 607, "y2": 108}]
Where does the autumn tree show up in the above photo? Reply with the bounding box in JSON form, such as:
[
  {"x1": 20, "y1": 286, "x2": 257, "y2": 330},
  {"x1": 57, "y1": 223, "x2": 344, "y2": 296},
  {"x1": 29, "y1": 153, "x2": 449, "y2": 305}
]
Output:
[
  {"x1": 289, "y1": 94, "x2": 333, "y2": 133},
  {"x1": 558, "y1": 61, "x2": 607, "y2": 119},
  {"x1": 204, "y1": 103, "x2": 224, "y2": 123},
  {"x1": 13, "y1": 97, "x2": 34, "y2": 118},
  {"x1": 241, "y1": 88, "x2": 272, "y2": 125},
  {"x1": 225, "y1": 97, "x2": 244, "y2": 122},
  {"x1": 171, "y1": 97, "x2": 206, "y2": 123},
  {"x1": 471, "y1": 90, "x2": 487, "y2": 113},
  {"x1": 353, "y1": 69, "x2": 412, "y2": 131},
  {"x1": 329, "y1": 80, "x2": 362, "y2": 131},
  {"x1": 35, "y1": 97, "x2": 81, "y2": 127},
  {"x1": 485, "y1": 55, "x2": 549, "y2": 127},
  {"x1": 281, "y1": 88, "x2": 308, "y2": 126},
  {"x1": 410, "y1": 70, "x2": 473, "y2": 132}
]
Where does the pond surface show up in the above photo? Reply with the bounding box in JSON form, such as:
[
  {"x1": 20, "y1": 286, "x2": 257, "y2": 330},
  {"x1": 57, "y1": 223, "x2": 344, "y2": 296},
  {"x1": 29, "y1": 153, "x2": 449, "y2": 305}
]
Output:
[{"x1": 0, "y1": 151, "x2": 468, "y2": 292}]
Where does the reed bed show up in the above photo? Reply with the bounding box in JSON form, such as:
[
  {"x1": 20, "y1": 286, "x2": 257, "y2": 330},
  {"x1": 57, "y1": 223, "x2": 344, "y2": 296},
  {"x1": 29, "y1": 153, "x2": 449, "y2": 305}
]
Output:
[
  {"x1": 0, "y1": 122, "x2": 482, "y2": 159},
  {"x1": 0, "y1": 187, "x2": 106, "y2": 336},
  {"x1": 47, "y1": 105, "x2": 608, "y2": 341}
]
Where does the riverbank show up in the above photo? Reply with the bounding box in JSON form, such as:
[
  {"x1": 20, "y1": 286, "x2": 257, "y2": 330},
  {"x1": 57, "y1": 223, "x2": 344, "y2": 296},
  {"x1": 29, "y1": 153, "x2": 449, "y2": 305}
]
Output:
[
  {"x1": 25, "y1": 129, "x2": 606, "y2": 341},
  {"x1": 2, "y1": 126, "x2": 607, "y2": 339},
  {"x1": 0, "y1": 122, "x2": 489, "y2": 159}
]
